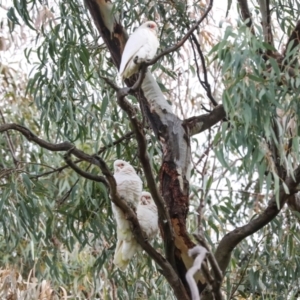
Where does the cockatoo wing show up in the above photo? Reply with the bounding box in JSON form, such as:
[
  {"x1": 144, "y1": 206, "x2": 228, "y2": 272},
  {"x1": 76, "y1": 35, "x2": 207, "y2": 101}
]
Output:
[
  {"x1": 137, "y1": 205, "x2": 158, "y2": 240},
  {"x1": 114, "y1": 172, "x2": 142, "y2": 207}
]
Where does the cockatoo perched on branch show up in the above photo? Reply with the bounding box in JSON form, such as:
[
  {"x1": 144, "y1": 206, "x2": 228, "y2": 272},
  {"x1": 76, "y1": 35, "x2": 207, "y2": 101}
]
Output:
[
  {"x1": 137, "y1": 191, "x2": 159, "y2": 241},
  {"x1": 112, "y1": 160, "x2": 143, "y2": 270},
  {"x1": 113, "y1": 189, "x2": 159, "y2": 270},
  {"x1": 119, "y1": 21, "x2": 159, "y2": 79}
]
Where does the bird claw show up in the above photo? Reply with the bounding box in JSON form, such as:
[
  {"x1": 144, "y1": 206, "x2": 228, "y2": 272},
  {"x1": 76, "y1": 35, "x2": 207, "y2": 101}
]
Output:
[
  {"x1": 133, "y1": 56, "x2": 139, "y2": 64},
  {"x1": 128, "y1": 202, "x2": 136, "y2": 211},
  {"x1": 134, "y1": 55, "x2": 144, "y2": 65}
]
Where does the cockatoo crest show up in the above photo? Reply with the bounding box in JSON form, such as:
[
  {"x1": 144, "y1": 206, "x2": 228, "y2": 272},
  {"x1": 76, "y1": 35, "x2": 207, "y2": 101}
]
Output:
[
  {"x1": 119, "y1": 21, "x2": 159, "y2": 79},
  {"x1": 114, "y1": 159, "x2": 137, "y2": 175}
]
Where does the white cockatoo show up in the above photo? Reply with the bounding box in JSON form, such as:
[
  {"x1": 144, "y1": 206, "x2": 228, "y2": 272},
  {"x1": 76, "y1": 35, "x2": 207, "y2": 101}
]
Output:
[
  {"x1": 137, "y1": 191, "x2": 159, "y2": 241},
  {"x1": 112, "y1": 160, "x2": 143, "y2": 270},
  {"x1": 119, "y1": 21, "x2": 159, "y2": 79},
  {"x1": 113, "y1": 189, "x2": 159, "y2": 270}
]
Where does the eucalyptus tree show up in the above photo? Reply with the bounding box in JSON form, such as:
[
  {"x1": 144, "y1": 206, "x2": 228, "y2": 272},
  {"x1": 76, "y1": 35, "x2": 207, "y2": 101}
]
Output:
[{"x1": 1, "y1": 0, "x2": 300, "y2": 299}]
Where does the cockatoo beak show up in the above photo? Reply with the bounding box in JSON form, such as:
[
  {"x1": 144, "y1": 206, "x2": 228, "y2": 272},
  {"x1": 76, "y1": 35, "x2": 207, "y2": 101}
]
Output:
[{"x1": 140, "y1": 197, "x2": 147, "y2": 205}]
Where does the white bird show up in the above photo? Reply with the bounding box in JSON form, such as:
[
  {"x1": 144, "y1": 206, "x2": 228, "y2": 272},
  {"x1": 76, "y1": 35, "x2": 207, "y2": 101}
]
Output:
[
  {"x1": 119, "y1": 21, "x2": 159, "y2": 79},
  {"x1": 112, "y1": 160, "x2": 143, "y2": 270},
  {"x1": 113, "y1": 190, "x2": 159, "y2": 270},
  {"x1": 137, "y1": 191, "x2": 159, "y2": 241}
]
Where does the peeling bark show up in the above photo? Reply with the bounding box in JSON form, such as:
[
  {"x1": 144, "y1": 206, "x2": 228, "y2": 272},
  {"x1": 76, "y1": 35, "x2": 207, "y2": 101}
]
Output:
[{"x1": 140, "y1": 71, "x2": 201, "y2": 292}]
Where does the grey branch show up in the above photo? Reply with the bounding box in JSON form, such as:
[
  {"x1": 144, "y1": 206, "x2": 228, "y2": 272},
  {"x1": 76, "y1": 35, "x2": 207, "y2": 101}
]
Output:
[
  {"x1": 184, "y1": 105, "x2": 226, "y2": 136},
  {"x1": 64, "y1": 150, "x2": 108, "y2": 186}
]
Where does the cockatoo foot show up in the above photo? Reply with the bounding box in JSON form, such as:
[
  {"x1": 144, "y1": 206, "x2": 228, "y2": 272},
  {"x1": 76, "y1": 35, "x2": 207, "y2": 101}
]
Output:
[{"x1": 128, "y1": 202, "x2": 137, "y2": 211}]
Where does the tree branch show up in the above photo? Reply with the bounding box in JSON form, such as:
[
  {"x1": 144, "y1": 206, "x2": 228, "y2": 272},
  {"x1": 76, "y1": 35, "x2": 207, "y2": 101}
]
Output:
[
  {"x1": 85, "y1": 0, "x2": 213, "y2": 296},
  {"x1": 93, "y1": 155, "x2": 190, "y2": 300},
  {"x1": 114, "y1": 88, "x2": 176, "y2": 269},
  {"x1": 237, "y1": 0, "x2": 255, "y2": 34},
  {"x1": 258, "y1": 0, "x2": 274, "y2": 47},
  {"x1": 214, "y1": 164, "x2": 300, "y2": 273},
  {"x1": 189, "y1": 35, "x2": 218, "y2": 107},
  {"x1": 30, "y1": 129, "x2": 134, "y2": 179},
  {"x1": 184, "y1": 105, "x2": 226, "y2": 136},
  {"x1": 63, "y1": 150, "x2": 108, "y2": 186}
]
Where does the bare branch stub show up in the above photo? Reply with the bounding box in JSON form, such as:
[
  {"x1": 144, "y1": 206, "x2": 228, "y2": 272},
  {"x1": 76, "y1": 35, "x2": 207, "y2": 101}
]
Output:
[{"x1": 184, "y1": 105, "x2": 226, "y2": 136}]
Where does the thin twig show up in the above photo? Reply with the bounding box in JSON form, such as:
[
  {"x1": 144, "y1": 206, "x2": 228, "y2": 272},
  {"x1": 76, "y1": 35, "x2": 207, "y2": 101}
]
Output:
[
  {"x1": 56, "y1": 178, "x2": 80, "y2": 206},
  {"x1": 190, "y1": 35, "x2": 218, "y2": 107},
  {"x1": 64, "y1": 149, "x2": 108, "y2": 186}
]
